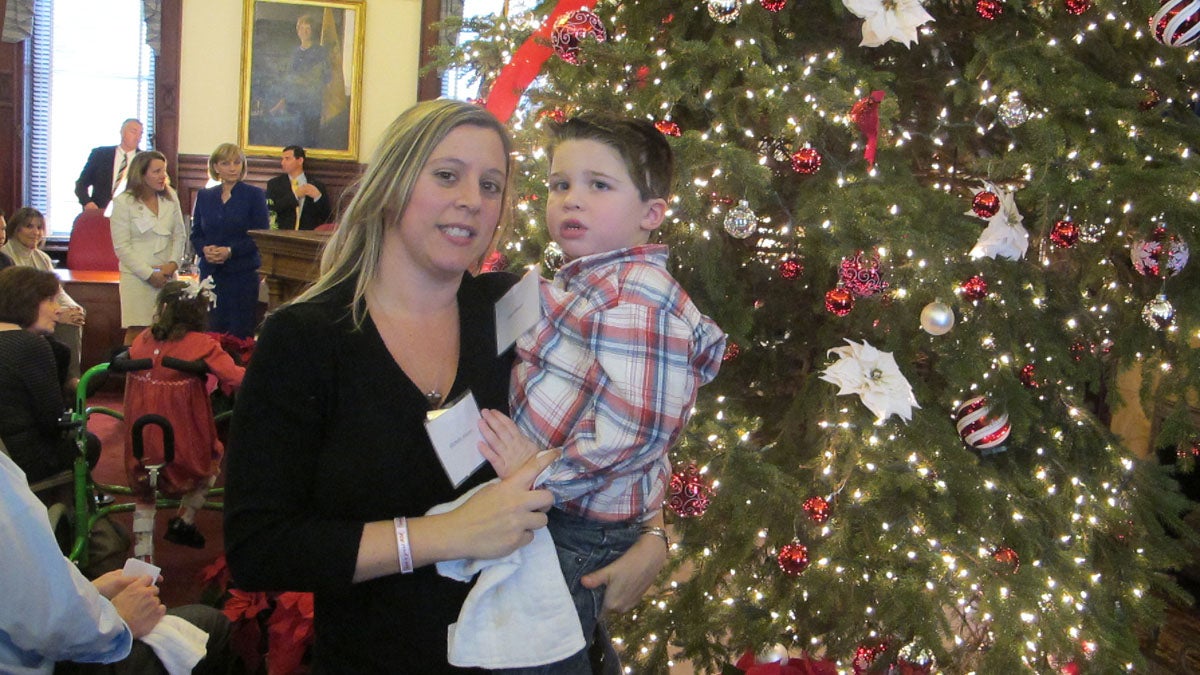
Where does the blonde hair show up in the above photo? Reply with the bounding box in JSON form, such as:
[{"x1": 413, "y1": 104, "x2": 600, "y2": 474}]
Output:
[
  {"x1": 292, "y1": 100, "x2": 514, "y2": 325},
  {"x1": 208, "y1": 143, "x2": 247, "y2": 181},
  {"x1": 124, "y1": 151, "x2": 175, "y2": 202}
]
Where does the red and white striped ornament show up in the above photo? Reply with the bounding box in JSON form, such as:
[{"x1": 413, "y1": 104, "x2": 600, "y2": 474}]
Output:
[
  {"x1": 1151, "y1": 0, "x2": 1200, "y2": 47},
  {"x1": 954, "y1": 396, "x2": 1011, "y2": 454}
]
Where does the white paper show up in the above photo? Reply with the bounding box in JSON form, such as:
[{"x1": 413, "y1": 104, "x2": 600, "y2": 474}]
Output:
[
  {"x1": 122, "y1": 557, "x2": 162, "y2": 585},
  {"x1": 424, "y1": 391, "x2": 487, "y2": 487},
  {"x1": 495, "y1": 266, "x2": 543, "y2": 355}
]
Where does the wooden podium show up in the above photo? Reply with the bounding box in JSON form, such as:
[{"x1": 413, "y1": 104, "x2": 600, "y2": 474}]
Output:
[{"x1": 250, "y1": 229, "x2": 330, "y2": 309}]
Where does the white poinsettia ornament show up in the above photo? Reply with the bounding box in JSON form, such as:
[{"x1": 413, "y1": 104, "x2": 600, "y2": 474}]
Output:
[
  {"x1": 820, "y1": 339, "x2": 920, "y2": 423},
  {"x1": 842, "y1": 0, "x2": 934, "y2": 48},
  {"x1": 969, "y1": 187, "x2": 1029, "y2": 260}
]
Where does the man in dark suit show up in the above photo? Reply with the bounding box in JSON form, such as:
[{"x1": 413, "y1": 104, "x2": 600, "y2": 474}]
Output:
[
  {"x1": 74, "y1": 118, "x2": 144, "y2": 212},
  {"x1": 265, "y1": 145, "x2": 332, "y2": 230}
]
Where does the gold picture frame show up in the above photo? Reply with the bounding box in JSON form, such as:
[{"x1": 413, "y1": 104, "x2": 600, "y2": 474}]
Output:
[{"x1": 239, "y1": 0, "x2": 365, "y2": 160}]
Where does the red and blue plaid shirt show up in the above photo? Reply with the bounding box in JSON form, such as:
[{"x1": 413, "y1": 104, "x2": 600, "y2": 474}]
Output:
[{"x1": 512, "y1": 244, "x2": 725, "y2": 522}]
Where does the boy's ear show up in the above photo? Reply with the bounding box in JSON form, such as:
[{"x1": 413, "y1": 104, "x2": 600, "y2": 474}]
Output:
[{"x1": 640, "y1": 198, "x2": 668, "y2": 233}]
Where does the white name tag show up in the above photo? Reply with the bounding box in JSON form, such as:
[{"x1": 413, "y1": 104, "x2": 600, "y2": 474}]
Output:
[
  {"x1": 425, "y1": 390, "x2": 487, "y2": 487},
  {"x1": 495, "y1": 266, "x2": 543, "y2": 356}
]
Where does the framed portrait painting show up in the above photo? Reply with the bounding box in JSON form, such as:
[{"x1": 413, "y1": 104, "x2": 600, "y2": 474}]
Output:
[{"x1": 239, "y1": 0, "x2": 365, "y2": 160}]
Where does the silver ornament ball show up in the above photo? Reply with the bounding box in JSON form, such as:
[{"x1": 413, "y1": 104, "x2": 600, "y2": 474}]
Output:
[
  {"x1": 1142, "y1": 294, "x2": 1176, "y2": 330},
  {"x1": 755, "y1": 643, "x2": 789, "y2": 665},
  {"x1": 706, "y1": 0, "x2": 742, "y2": 23},
  {"x1": 723, "y1": 199, "x2": 759, "y2": 239},
  {"x1": 920, "y1": 301, "x2": 956, "y2": 335},
  {"x1": 542, "y1": 241, "x2": 566, "y2": 272},
  {"x1": 997, "y1": 93, "x2": 1031, "y2": 128}
]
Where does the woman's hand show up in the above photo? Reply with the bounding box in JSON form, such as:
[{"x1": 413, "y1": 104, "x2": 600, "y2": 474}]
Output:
[
  {"x1": 478, "y1": 408, "x2": 541, "y2": 479},
  {"x1": 203, "y1": 245, "x2": 232, "y2": 264},
  {"x1": 55, "y1": 306, "x2": 86, "y2": 326},
  {"x1": 418, "y1": 452, "x2": 557, "y2": 564},
  {"x1": 148, "y1": 270, "x2": 169, "y2": 289},
  {"x1": 92, "y1": 569, "x2": 138, "y2": 599},
  {"x1": 160, "y1": 261, "x2": 179, "y2": 277},
  {"x1": 581, "y1": 513, "x2": 669, "y2": 614},
  {"x1": 109, "y1": 576, "x2": 166, "y2": 639}
]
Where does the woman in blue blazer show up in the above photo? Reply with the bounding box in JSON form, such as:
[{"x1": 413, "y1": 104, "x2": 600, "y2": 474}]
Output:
[{"x1": 191, "y1": 143, "x2": 269, "y2": 338}]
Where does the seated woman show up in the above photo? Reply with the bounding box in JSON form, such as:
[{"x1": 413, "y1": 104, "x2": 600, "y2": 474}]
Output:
[
  {"x1": 124, "y1": 278, "x2": 245, "y2": 549},
  {"x1": 0, "y1": 267, "x2": 95, "y2": 484},
  {"x1": 1, "y1": 207, "x2": 87, "y2": 385}
]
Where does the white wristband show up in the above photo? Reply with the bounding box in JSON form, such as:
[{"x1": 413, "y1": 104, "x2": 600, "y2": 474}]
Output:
[{"x1": 393, "y1": 517, "x2": 414, "y2": 574}]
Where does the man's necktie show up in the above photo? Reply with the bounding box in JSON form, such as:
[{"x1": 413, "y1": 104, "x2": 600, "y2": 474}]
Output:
[
  {"x1": 291, "y1": 178, "x2": 302, "y2": 229},
  {"x1": 113, "y1": 152, "x2": 129, "y2": 191}
]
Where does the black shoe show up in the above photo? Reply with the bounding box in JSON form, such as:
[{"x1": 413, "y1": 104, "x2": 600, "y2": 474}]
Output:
[
  {"x1": 164, "y1": 517, "x2": 206, "y2": 549},
  {"x1": 94, "y1": 493, "x2": 116, "y2": 507}
]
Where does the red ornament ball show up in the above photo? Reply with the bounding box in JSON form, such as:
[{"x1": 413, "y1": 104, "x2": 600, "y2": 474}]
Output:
[
  {"x1": 1050, "y1": 219, "x2": 1080, "y2": 248},
  {"x1": 976, "y1": 0, "x2": 1003, "y2": 19},
  {"x1": 1069, "y1": 341, "x2": 1088, "y2": 362},
  {"x1": 972, "y1": 191, "x2": 1001, "y2": 218},
  {"x1": 776, "y1": 542, "x2": 810, "y2": 576},
  {"x1": 722, "y1": 342, "x2": 741, "y2": 361},
  {"x1": 1131, "y1": 226, "x2": 1190, "y2": 278},
  {"x1": 853, "y1": 643, "x2": 888, "y2": 675},
  {"x1": 551, "y1": 9, "x2": 607, "y2": 65},
  {"x1": 655, "y1": 120, "x2": 682, "y2": 137},
  {"x1": 839, "y1": 252, "x2": 888, "y2": 297},
  {"x1": 791, "y1": 147, "x2": 822, "y2": 174},
  {"x1": 1151, "y1": 0, "x2": 1200, "y2": 46},
  {"x1": 539, "y1": 107, "x2": 567, "y2": 123},
  {"x1": 961, "y1": 275, "x2": 988, "y2": 301},
  {"x1": 761, "y1": 0, "x2": 787, "y2": 11},
  {"x1": 668, "y1": 464, "x2": 712, "y2": 517},
  {"x1": 778, "y1": 258, "x2": 803, "y2": 279},
  {"x1": 954, "y1": 396, "x2": 1011, "y2": 453},
  {"x1": 992, "y1": 546, "x2": 1020, "y2": 573},
  {"x1": 1064, "y1": 0, "x2": 1091, "y2": 15},
  {"x1": 1019, "y1": 363, "x2": 1041, "y2": 389},
  {"x1": 803, "y1": 496, "x2": 830, "y2": 523},
  {"x1": 824, "y1": 287, "x2": 854, "y2": 316},
  {"x1": 1141, "y1": 88, "x2": 1162, "y2": 111}
]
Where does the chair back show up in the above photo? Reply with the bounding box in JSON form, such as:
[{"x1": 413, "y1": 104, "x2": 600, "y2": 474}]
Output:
[{"x1": 66, "y1": 211, "x2": 119, "y2": 271}]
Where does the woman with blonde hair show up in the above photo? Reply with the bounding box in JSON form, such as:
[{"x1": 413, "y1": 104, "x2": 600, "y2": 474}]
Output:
[
  {"x1": 225, "y1": 100, "x2": 668, "y2": 672},
  {"x1": 189, "y1": 143, "x2": 268, "y2": 338},
  {"x1": 110, "y1": 150, "x2": 188, "y2": 344}
]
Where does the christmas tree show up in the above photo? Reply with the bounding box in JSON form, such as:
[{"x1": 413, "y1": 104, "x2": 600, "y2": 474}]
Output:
[{"x1": 437, "y1": 0, "x2": 1200, "y2": 671}]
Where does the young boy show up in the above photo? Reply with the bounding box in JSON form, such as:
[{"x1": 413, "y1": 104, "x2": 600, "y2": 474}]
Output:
[{"x1": 479, "y1": 115, "x2": 726, "y2": 672}]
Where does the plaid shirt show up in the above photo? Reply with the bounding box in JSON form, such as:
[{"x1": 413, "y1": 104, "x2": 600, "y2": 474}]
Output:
[{"x1": 512, "y1": 244, "x2": 725, "y2": 522}]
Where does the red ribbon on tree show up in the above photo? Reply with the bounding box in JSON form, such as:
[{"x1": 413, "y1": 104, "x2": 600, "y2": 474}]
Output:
[
  {"x1": 484, "y1": 0, "x2": 595, "y2": 123},
  {"x1": 848, "y1": 90, "x2": 886, "y2": 168}
]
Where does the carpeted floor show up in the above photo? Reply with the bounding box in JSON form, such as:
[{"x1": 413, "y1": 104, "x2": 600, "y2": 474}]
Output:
[{"x1": 86, "y1": 386, "x2": 226, "y2": 609}]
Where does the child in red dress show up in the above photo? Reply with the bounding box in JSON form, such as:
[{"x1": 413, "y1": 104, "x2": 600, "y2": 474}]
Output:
[{"x1": 124, "y1": 278, "x2": 244, "y2": 548}]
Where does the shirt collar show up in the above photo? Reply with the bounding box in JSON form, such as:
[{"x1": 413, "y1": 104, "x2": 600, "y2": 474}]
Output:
[{"x1": 555, "y1": 244, "x2": 668, "y2": 286}]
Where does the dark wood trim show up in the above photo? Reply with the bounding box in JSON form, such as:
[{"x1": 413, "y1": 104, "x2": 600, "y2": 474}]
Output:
[
  {"x1": 155, "y1": 0, "x2": 183, "y2": 187},
  {"x1": 417, "y1": 0, "x2": 442, "y2": 101},
  {"x1": 0, "y1": 39, "x2": 23, "y2": 216},
  {"x1": 174, "y1": 153, "x2": 364, "y2": 223}
]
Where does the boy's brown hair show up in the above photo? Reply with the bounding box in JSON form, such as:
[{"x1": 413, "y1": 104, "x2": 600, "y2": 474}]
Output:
[{"x1": 548, "y1": 115, "x2": 674, "y2": 202}]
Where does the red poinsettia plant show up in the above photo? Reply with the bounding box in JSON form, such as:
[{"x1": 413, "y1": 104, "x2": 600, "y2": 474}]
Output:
[{"x1": 199, "y1": 555, "x2": 314, "y2": 675}]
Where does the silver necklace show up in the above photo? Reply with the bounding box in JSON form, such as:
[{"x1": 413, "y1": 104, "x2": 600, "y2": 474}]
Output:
[{"x1": 425, "y1": 388, "x2": 443, "y2": 408}]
